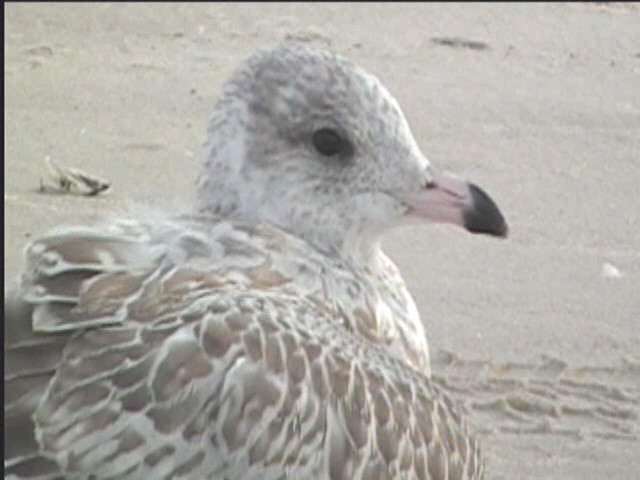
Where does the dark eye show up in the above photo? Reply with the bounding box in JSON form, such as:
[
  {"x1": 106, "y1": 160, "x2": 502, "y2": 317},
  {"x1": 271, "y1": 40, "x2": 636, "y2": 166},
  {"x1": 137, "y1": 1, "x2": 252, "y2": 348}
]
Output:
[{"x1": 312, "y1": 128, "x2": 350, "y2": 157}]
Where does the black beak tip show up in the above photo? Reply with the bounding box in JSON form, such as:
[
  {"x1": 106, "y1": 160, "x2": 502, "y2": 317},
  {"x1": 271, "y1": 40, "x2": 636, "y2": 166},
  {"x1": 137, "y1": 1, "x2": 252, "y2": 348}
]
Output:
[{"x1": 463, "y1": 183, "x2": 508, "y2": 238}]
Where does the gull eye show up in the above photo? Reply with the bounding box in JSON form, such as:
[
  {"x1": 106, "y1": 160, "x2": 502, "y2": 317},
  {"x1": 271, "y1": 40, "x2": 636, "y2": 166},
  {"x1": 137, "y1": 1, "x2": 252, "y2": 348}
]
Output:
[{"x1": 312, "y1": 128, "x2": 349, "y2": 157}]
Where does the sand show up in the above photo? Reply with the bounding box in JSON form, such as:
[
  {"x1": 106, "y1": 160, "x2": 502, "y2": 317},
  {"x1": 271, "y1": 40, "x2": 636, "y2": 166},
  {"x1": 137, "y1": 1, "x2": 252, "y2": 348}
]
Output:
[{"x1": 4, "y1": 3, "x2": 640, "y2": 478}]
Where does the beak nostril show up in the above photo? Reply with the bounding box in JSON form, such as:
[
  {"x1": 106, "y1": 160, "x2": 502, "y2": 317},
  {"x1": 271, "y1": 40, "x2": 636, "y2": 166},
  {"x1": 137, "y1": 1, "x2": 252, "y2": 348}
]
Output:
[{"x1": 425, "y1": 179, "x2": 437, "y2": 190}]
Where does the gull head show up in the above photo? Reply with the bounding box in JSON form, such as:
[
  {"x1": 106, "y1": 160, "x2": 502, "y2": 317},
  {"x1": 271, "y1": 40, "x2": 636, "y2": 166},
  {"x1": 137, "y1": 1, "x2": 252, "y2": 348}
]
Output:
[{"x1": 196, "y1": 45, "x2": 507, "y2": 259}]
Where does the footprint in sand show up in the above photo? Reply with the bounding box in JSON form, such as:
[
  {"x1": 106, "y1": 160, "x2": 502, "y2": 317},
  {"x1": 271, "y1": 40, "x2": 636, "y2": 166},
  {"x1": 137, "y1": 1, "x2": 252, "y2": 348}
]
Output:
[{"x1": 432, "y1": 350, "x2": 640, "y2": 442}]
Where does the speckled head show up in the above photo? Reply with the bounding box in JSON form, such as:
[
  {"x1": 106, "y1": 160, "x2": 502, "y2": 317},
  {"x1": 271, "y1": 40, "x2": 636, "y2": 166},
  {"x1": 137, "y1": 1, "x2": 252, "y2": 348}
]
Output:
[{"x1": 196, "y1": 45, "x2": 507, "y2": 260}]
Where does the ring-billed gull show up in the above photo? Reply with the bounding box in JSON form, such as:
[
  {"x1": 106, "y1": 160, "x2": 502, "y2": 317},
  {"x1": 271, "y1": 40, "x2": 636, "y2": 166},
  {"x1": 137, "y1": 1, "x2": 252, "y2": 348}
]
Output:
[{"x1": 5, "y1": 45, "x2": 507, "y2": 479}]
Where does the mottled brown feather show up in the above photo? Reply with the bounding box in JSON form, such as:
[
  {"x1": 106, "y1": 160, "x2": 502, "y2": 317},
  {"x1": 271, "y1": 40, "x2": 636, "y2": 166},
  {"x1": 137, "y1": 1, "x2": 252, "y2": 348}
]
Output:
[{"x1": 5, "y1": 217, "x2": 483, "y2": 479}]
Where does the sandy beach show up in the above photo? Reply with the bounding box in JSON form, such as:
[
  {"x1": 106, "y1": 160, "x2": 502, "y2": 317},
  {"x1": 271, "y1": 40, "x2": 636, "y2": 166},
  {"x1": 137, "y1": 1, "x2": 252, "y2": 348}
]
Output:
[{"x1": 5, "y1": 3, "x2": 640, "y2": 478}]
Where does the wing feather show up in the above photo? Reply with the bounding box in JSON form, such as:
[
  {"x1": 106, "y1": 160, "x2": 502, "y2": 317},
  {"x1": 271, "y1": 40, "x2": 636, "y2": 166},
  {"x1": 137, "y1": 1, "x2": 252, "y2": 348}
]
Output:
[{"x1": 5, "y1": 220, "x2": 482, "y2": 479}]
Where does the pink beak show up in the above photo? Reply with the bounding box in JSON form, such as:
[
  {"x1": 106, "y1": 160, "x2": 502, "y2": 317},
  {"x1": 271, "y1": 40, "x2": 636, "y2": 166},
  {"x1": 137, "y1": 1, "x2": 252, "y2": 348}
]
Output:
[{"x1": 402, "y1": 171, "x2": 508, "y2": 238}]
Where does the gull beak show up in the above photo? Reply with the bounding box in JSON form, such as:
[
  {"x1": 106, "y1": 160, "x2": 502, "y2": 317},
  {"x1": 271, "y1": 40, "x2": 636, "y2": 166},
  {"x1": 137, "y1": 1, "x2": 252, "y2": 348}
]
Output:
[{"x1": 401, "y1": 171, "x2": 508, "y2": 238}]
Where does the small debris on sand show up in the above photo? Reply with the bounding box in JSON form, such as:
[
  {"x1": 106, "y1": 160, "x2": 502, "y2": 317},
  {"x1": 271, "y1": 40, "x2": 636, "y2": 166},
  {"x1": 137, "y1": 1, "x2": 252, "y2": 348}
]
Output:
[
  {"x1": 39, "y1": 156, "x2": 111, "y2": 196},
  {"x1": 601, "y1": 261, "x2": 623, "y2": 279},
  {"x1": 430, "y1": 36, "x2": 490, "y2": 51}
]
